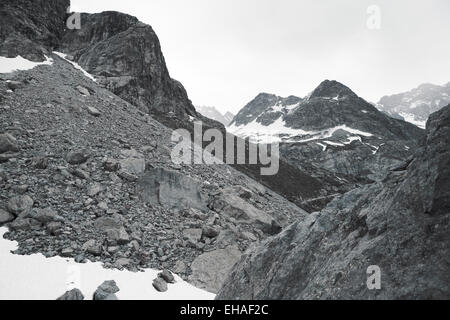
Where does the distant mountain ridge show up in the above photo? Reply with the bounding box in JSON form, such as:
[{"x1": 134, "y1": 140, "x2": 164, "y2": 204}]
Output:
[
  {"x1": 228, "y1": 80, "x2": 425, "y2": 182},
  {"x1": 377, "y1": 82, "x2": 450, "y2": 129},
  {"x1": 197, "y1": 106, "x2": 235, "y2": 126}
]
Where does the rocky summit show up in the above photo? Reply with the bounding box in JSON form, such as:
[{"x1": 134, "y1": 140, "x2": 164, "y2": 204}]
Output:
[
  {"x1": 229, "y1": 80, "x2": 425, "y2": 183},
  {"x1": 218, "y1": 104, "x2": 450, "y2": 300}
]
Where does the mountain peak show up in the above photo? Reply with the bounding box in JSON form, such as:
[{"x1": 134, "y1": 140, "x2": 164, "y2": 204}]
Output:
[{"x1": 310, "y1": 80, "x2": 357, "y2": 99}]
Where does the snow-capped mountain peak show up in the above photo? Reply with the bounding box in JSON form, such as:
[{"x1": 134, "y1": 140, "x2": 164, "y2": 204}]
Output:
[{"x1": 377, "y1": 82, "x2": 450, "y2": 129}]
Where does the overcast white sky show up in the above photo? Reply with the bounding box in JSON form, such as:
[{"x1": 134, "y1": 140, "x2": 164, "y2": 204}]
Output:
[{"x1": 71, "y1": 0, "x2": 450, "y2": 114}]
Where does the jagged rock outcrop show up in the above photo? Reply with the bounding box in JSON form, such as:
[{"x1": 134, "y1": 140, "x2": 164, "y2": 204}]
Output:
[
  {"x1": 217, "y1": 105, "x2": 450, "y2": 300},
  {"x1": 0, "y1": 0, "x2": 69, "y2": 61},
  {"x1": 58, "y1": 11, "x2": 219, "y2": 130}
]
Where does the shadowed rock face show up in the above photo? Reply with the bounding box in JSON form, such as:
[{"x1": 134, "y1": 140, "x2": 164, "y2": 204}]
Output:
[
  {"x1": 0, "y1": 0, "x2": 70, "y2": 61},
  {"x1": 59, "y1": 11, "x2": 204, "y2": 125},
  {"x1": 217, "y1": 105, "x2": 450, "y2": 300}
]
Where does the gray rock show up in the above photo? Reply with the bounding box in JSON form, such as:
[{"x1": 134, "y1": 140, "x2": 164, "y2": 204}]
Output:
[
  {"x1": 60, "y1": 247, "x2": 74, "y2": 257},
  {"x1": 158, "y1": 269, "x2": 175, "y2": 284},
  {"x1": 87, "y1": 183, "x2": 103, "y2": 197},
  {"x1": 32, "y1": 156, "x2": 48, "y2": 169},
  {"x1": 57, "y1": 288, "x2": 84, "y2": 300},
  {"x1": 76, "y1": 85, "x2": 90, "y2": 96},
  {"x1": 152, "y1": 277, "x2": 168, "y2": 292},
  {"x1": 0, "y1": 208, "x2": 15, "y2": 224},
  {"x1": 189, "y1": 246, "x2": 242, "y2": 294},
  {"x1": 87, "y1": 106, "x2": 100, "y2": 117},
  {"x1": 0, "y1": 133, "x2": 19, "y2": 153},
  {"x1": 103, "y1": 159, "x2": 120, "y2": 172},
  {"x1": 72, "y1": 168, "x2": 90, "y2": 180},
  {"x1": 106, "y1": 227, "x2": 130, "y2": 245},
  {"x1": 183, "y1": 228, "x2": 202, "y2": 244},
  {"x1": 217, "y1": 105, "x2": 450, "y2": 300},
  {"x1": 202, "y1": 225, "x2": 220, "y2": 239},
  {"x1": 32, "y1": 207, "x2": 57, "y2": 224},
  {"x1": 119, "y1": 158, "x2": 145, "y2": 176},
  {"x1": 93, "y1": 280, "x2": 120, "y2": 300},
  {"x1": 137, "y1": 168, "x2": 206, "y2": 211},
  {"x1": 47, "y1": 221, "x2": 63, "y2": 236},
  {"x1": 7, "y1": 195, "x2": 34, "y2": 217},
  {"x1": 209, "y1": 188, "x2": 281, "y2": 235},
  {"x1": 82, "y1": 240, "x2": 102, "y2": 256},
  {"x1": 66, "y1": 150, "x2": 89, "y2": 165},
  {"x1": 6, "y1": 81, "x2": 24, "y2": 91}
]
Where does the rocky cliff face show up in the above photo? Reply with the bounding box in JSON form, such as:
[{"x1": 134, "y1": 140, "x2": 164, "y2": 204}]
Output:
[
  {"x1": 58, "y1": 11, "x2": 219, "y2": 130},
  {"x1": 0, "y1": 0, "x2": 69, "y2": 61},
  {"x1": 377, "y1": 82, "x2": 450, "y2": 129},
  {"x1": 217, "y1": 104, "x2": 450, "y2": 300}
]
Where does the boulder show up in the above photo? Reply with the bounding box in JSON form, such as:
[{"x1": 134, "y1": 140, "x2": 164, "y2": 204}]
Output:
[
  {"x1": 32, "y1": 156, "x2": 48, "y2": 169},
  {"x1": 31, "y1": 207, "x2": 57, "y2": 224},
  {"x1": 158, "y1": 269, "x2": 175, "y2": 284},
  {"x1": 209, "y1": 188, "x2": 281, "y2": 235},
  {"x1": 6, "y1": 195, "x2": 34, "y2": 217},
  {"x1": 152, "y1": 277, "x2": 168, "y2": 292},
  {"x1": 189, "y1": 246, "x2": 242, "y2": 294},
  {"x1": 57, "y1": 288, "x2": 84, "y2": 300},
  {"x1": 183, "y1": 228, "x2": 202, "y2": 244},
  {"x1": 217, "y1": 105, "x2": 450, "y2": 300},
  {"x1": 137, "y1": 168, "x2": 206, "y2": 211},
  {"x1": 82, "y1": 240, "x2": 102, "y2": 256},
  {"x1": 66, "y1": 150, "x2": 89, "y2": 165},
  {"x1": 93, "y1": 280, "x2": 120, "y2": 300},
  {"x1": 76, "y1": 85, "x2": 90, "y2": 96},
  {"x1": 87, "y1": 106, "x2": 101, "y2": 117},
  {"x1": 0, "y1": 133, "x2": 19, "y2": 153}
]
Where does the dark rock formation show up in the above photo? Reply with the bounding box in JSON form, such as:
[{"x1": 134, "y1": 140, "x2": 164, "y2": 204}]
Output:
[
  {"x1": 58, "y1": 11, "x2": 218, "y2": 129},
  {"x1": 217, "y1": 105, "x2": 450, "y2": 300},
  {"x1": 0, "y1": 0, "x2": 69, "y2": 61}
]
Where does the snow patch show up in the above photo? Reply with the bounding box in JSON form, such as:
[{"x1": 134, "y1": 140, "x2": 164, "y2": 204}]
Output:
[
  {"x1": 0, "y1": 55, "x2": 53, "y2": 73},
  {"x1": 228, "y1": 118, "x2": 374, "y2": 144},
  {"x1": 399, "y1": 112, "x2": 426, "y2": 129},
  {"x1": 324, "y1": 141, "x2": 345, "y2": 147},
  {"x1": 0, "y1": 227, "x2": 214, "y2": 300},
  {"x1": 54, "y1": 52, "x2": 97, "y2": 82}
]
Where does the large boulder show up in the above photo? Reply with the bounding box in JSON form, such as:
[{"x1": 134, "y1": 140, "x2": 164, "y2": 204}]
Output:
[
  {"x1": 93, "y1": 280, "x2": 120, "y2": 300},
  {"x1": 217, "y1": 105, "x2": 450, "y2": 300},
  {"x1": 0, "y1": 133, "x2": 19, "y2": 153},
  {"x1": 137, "y1": 168, "x2": 206, "y2": 211},
  {"x1": 209, "y1": 188, "x2": 281, "y2": 235},
  {"x1": 57, "y1": 288, "x2": 85, "y2": 300},
  {"x1": 6, "y1": 195, "x2": 34, "y2": 217},
  {"x1": 189, "y1": 246, "x2": 242, "y2": 294},
  {"x1": 0, "y1": 208, "x2": 15, "y2": 225}
]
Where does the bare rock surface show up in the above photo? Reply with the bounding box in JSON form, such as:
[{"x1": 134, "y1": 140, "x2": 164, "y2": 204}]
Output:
[{"x1": 217, "y1": 105, "x2": 450, "y2": 300}]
